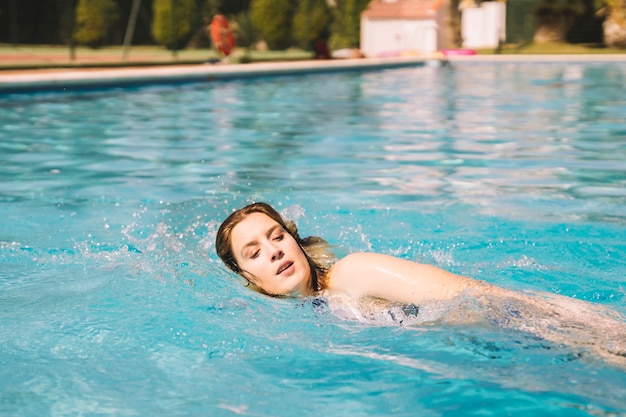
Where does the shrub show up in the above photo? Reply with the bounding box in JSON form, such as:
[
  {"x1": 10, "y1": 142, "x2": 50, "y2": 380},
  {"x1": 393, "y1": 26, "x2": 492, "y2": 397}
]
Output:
[
  {"x1": 329, "y1": 0, "x2": 370, "y2": 49},
  {"x1": 249, "y1": 0, "x2": 295, "y2": 50},
  {"x1": 230, "y1": 10, "x2": 258, "y2": 49},
  {"x1": 152, "y1": 0, "x2": 198, "y2": 50},
  {"x1": 293, "y1": 0, "x2": 332, "y2": 49},
  {"x1": 201, "y1": 0, "x2": 251, "y2": 16},
  {"x1": 73, "y1": 0, "x2": 119, "y2": 48}
]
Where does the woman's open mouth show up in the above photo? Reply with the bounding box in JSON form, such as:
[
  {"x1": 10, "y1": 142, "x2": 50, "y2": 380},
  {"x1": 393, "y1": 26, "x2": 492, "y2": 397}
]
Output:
[{"x1": 276, "y1": 261, "x2": 294, "y2": 275}]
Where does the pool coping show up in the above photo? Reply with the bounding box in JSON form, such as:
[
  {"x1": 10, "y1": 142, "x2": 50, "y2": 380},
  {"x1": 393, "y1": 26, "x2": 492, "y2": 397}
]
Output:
[
  {"x1": 1, "y1": 53, "x2": 625, "y2": 94},
  {"x1": 0, "y1": 56, "x2": 438, "y2": 93}
]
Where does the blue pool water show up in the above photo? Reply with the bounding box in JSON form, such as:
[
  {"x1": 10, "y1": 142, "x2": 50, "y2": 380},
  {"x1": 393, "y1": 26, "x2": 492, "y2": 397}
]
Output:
[{"x1": 1, "y1": 61, "x2": 626, "y2": 416}]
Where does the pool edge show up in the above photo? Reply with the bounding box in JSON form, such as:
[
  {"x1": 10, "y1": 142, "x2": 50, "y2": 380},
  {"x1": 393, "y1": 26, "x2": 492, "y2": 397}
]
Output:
[{"x1": 0, "y1": 56, "x2": 437, "y2": 94}]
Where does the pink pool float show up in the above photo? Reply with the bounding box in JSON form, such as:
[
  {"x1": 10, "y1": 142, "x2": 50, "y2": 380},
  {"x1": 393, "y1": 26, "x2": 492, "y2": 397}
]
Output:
[{"x1": 441, "y1": 49, "x2": 476, "y2": 56}]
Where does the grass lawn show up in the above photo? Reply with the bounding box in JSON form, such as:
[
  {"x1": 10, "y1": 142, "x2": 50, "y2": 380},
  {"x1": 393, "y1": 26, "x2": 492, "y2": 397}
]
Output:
[
  {"x1": 0, "y1": 42, "x2": 624, "y2": 70},
  {"x1": 477, "y1": 42, "x2": 626, "y2": 54},
  {"x1": 0, "y1": 44, "x2": 313, "y2": 70}
]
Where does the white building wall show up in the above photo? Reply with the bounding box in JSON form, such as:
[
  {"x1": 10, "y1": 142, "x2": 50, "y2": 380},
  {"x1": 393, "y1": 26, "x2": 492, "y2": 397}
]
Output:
[
  {"x1": 361, "y1": 18, "x2": 439, "y2": 57},
  {"x1": 462, "y1": 1, "x2": 506, "y2": 48}
]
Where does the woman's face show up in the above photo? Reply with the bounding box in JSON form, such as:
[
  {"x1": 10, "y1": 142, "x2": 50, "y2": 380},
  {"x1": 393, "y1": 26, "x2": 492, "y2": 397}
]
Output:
[{"x1": 230, "y1": 212, "x2": 312, "y2": 296}]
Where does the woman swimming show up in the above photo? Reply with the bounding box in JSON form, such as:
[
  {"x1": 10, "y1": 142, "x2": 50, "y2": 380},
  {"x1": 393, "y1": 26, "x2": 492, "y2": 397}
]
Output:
[{"x1": 215, "y1": 202, "x2": 626, "y2": 366}]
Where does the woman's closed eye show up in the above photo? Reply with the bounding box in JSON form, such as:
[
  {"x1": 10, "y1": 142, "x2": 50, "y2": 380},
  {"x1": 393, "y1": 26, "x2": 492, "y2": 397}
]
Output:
[{"x1": 249, "y1": 249, "x2": 260, "y2": 259}]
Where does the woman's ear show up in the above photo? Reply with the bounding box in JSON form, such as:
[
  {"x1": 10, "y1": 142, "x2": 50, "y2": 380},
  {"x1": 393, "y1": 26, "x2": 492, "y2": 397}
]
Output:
[
  {"x1": 240, "y1": 269, "x2": 262, "y2": 290},
  {"x1": 285, "y1": 220, "x2": 300, "y2": 239},
  {"x1": 242, "y1": 277, "x2": 267, "y2": 295}
]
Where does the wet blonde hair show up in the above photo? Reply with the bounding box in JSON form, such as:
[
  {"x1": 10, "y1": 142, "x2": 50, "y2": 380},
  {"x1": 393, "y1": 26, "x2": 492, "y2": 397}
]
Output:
[{"x1": 215, "y1": 202, "x2": 336, "y2": 292}]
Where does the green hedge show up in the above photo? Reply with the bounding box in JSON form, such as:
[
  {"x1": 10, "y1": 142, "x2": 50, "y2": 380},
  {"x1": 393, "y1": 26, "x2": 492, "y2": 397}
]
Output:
[
  {"x1": 293, "y1": 0, "x2": 332, "y2": 49},
  {"x1": 74, "y1": 0, "x2": 120, "y2": 47},
  {"x1": 250, "y1": 0, "x2": 295, "y2": 50},
  {"x1": 330, "y1": 0, "x2": 370, "y2": 49},
  {"x1": 152, "y1": 0, "x2": 198, "y2": 50}
]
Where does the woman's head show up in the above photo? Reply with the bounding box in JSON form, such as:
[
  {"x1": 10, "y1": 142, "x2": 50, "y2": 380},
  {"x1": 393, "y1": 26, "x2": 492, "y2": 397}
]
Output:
[
  {"x1": 216, "y1": 202, "x2": 288, "y2": 273},
  {"x1": 216, "y1": 202, "x2": 334, "y2": 296}
]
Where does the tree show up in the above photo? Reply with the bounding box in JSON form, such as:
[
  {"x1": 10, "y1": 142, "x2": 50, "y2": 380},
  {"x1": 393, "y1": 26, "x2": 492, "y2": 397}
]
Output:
[
  {"x1": 329, "y1": 0, "x2": 370, "y2": 49},
  {"x1": 73, "y1": 0, "x2": 120, "y2": 47},
  {"x1": 152, "y1": 0, "x2": 197, "y2": 50},
  {"x1": 603, "y1": 0, "x2": 626, "y2": 47},
  {"x1": 566, "y1": 0, "x2": 605, "y2": 44},
  {"x1": 230, "y1": 9, "x2": 258, "y2": 50},
  {"x1": 249, "y1": 0, "x2": 295, "y2": 50},
  {"x1": 444, "y1": 0, "x2": 463, "y2": 48},
  {"x1": 200, "y1": 0, "x2": 251, "y2": 16},
  {"x1": 293, "y1": 0, "x2": 332, "y2": 49},
  {"x1": 533, "y1": 0, "x2": 580, "y2": 43}
]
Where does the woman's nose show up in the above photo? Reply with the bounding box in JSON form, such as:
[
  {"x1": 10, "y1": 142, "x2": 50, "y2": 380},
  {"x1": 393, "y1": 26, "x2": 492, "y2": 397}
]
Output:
[{"x1": 271, "y1": 246, "x2": 284, "y2": 261}]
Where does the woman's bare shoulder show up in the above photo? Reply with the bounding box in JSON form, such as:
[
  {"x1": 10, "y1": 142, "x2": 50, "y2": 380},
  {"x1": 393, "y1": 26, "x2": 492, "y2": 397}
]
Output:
[
  {"x1": 326, "y1": 252, "x2": 379, "y2": 294},
  {"x1": 331, "y1": 252, "x2": 427, "y2": 273},
  {"x1": 329, "y1": 252, "x2": 391, "y2": 277},
  {"x1": 327, "y1": 252, "x2": 478, "y2": 304},
  {"x1": 327, "y1": 252, "x2": 423, "y2": 300}
]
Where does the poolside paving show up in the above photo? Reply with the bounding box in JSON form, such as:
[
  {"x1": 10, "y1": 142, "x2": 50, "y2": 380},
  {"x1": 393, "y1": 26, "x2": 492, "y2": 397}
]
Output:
[
  {"x1": 0, "y1": 55, "x2": 442, "y2": 93},
  {"x1": 1, "y1": 53, "x2": 625, "y2": 93}
]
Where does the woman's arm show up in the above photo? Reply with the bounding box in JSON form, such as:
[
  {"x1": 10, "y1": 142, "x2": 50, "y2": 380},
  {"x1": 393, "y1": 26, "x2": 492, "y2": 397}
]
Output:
[
  {"x1": 326, "y1": 252, "x2": 481, "y2": 304},
  {"x1": 326, "y1": 253, "x2": 626, "y2": 367}
]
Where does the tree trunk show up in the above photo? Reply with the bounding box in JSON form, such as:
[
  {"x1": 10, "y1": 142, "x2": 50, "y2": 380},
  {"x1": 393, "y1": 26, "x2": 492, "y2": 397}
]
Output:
[
  {"x1": 534, "y1": 5, "x2": 567, "y2": 43},
  {"x1": 444, "y1": 0, "x2": 462, "y2": 48},
  {"x1": 603, "y1": 0, "x2": 626, "y2": 47},
  {"x1": 603, "y1": 17, "x2": 626, "y2": 47}
]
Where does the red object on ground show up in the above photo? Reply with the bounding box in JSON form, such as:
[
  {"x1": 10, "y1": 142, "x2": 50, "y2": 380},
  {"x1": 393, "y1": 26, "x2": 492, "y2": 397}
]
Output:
[
  {"x1": 210, "y1": 15, "x2": 235, "y2": 56},
  {"x1": 313, "y1": 39, "x2": 331, "y2": 60}
]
